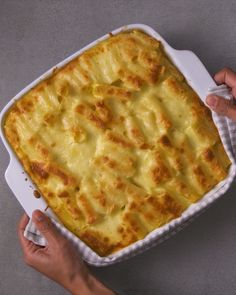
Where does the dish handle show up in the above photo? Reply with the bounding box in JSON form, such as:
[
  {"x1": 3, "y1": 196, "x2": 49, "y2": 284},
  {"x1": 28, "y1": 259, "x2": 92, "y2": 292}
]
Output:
[
  {"x1": 170, "y1": 49, "x2": 216, "y2": 101},
  {"x1": 5, "y1": 157, "x2": 55, "y2": 218}
]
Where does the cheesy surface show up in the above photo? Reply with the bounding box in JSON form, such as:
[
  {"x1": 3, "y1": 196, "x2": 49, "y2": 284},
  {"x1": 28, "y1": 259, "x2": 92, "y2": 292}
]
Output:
[{"x1": 4, "y1": 30, "x2": 231, "y2": 256}]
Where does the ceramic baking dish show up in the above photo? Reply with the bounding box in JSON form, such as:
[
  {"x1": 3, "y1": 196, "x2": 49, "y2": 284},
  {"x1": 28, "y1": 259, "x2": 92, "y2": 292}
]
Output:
[{"x1": 1, "y1": 24, "x2": 236, "y2": 266}]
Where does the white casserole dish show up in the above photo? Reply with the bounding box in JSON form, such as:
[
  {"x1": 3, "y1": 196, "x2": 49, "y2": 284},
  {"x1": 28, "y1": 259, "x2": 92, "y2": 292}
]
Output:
[{"x1": 1, "y1": 24, "x2": 236, "y2": 266}]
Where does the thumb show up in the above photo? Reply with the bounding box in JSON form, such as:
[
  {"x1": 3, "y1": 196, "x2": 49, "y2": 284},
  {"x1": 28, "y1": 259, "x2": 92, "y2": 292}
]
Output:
[
  {"x1": 32, "y1": 210, "x2": 62, "y2": 245},
  {"x1": 206, "y1": 95, "x2": 236, "y2": 122}
]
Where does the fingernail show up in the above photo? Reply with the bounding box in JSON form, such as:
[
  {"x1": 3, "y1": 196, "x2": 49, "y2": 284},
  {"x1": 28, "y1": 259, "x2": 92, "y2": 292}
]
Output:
[
  {"x1": 206, "y1": 96, "x2": 218, "y2": 108},
  {"x1": 33, "y1": 210, "x2": 44, "y2": 222}
]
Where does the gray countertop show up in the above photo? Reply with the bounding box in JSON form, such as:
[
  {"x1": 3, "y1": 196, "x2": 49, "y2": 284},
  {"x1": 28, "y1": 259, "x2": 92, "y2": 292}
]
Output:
[{"x1": 1, "y1": 1, "x2": 236, "y2": 294}]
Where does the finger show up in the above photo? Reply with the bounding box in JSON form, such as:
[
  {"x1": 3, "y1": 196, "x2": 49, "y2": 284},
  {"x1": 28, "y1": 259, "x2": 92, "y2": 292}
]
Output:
[
  {"x1": 206, "y1": 95, "x2": 236, "y2": 121},
  {"x1": 18, "y1": 213, "x2": 41, "y2": 254},
  {"x1": 214, "y1": 68, "x2": 236, "y2": 97},
  {"x1": 32, "y1": 210, "x2": 63, "y2": 245}
]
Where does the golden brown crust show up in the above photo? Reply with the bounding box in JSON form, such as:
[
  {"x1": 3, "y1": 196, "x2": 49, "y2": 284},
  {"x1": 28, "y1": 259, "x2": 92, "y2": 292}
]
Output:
[{"x1": 4, "y1": 30, "x2": 231, "y2": 256}]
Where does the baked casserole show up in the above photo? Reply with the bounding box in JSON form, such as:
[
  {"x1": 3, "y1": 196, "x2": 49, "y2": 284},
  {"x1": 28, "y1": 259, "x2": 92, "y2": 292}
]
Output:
[{"x1": 4, "y1": 30, "x2": 231, "y2": 256}]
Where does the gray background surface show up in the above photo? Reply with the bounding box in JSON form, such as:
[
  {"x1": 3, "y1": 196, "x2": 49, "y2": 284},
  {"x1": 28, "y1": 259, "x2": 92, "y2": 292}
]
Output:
[{"x1": 0, "y1": 1, "x2": 236, "y2": 294}]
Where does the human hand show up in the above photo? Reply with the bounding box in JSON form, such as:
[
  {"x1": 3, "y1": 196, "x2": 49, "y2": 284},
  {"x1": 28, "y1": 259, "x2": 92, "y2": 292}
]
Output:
[
  {"x1": 206, "y1": 67, "x2": 236, "y2": 122},
  {"x1": 18, "y1": 210, "x2": 115, "y2": 295}
]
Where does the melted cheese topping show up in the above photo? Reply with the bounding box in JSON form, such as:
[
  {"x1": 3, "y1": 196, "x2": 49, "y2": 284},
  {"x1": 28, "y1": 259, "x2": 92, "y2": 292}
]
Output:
[{"x1": 4, "y1": 30, "x2": 231, "y2": 256}]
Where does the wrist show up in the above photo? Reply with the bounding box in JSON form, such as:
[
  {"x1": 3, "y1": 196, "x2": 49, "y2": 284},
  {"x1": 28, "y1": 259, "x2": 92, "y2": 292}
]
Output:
[
  {"x1": 68, "y1": 271, "x2": 115, "y2": 295},
  {"x1": 67, "y1": 271, "x2": 92, "y2": 295}
]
